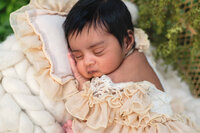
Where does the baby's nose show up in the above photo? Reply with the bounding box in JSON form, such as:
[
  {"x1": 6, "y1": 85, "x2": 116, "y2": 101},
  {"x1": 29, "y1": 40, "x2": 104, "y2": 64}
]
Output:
[{"x1": 84, "y1": 56, "x2": 95, "y2": 66}]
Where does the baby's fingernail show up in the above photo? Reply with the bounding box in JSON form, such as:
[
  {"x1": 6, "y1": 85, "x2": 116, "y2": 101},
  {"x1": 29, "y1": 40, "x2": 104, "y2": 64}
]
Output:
[
  {"x1": 67, "y1": 120, "x2": 72, "y2": 126},
  {"x1": 62, "y1": 123, "x2": 68, "y2": 128}
]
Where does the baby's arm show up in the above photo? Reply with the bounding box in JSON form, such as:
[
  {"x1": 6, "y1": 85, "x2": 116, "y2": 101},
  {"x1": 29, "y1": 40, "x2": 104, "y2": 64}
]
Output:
[
  {"x1": 108, "y1": 50, "x2": 164, "y2": 91},
  {"x1": 63, "y1": 53, "x2": 88, "y2": 133}
]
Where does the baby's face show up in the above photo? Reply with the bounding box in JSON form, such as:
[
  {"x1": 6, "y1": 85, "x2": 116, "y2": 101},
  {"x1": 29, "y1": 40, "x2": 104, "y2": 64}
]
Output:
[{"x1": 68, "y1": 26, "x2": 126, "y2": 79}]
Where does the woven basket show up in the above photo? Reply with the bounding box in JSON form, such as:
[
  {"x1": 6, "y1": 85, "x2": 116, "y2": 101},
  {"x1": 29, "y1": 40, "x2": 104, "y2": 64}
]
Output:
[{"x1": 177, "y1": 0, "x2": 200, "y2": 97}]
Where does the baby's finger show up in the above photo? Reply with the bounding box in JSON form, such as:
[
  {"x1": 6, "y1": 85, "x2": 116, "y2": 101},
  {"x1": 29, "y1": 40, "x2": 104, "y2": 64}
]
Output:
[
  {"x1": 66, "y1": 128, "x2": 73, "y2": 133},
  {"x1": 67, "y1": 120, "x2": 72, "y2": 127},
  {"x1": 62, "y1": 123, "x2": 68, "y2": 128},
  {"x1": 68, "y1": 53, "x2": 78, "y2": 74}
]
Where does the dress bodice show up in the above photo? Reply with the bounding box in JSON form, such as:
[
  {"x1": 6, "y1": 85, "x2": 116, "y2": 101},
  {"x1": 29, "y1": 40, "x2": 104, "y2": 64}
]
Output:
[{"x1": 90, "y1": 75, "x2": 173, "y2": 116}]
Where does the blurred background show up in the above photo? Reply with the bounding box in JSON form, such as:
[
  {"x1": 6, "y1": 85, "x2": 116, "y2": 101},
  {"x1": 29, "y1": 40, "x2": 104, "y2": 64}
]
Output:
[
  {"x1": 132, "y1": 0, "x2": 200, "y2": 97},
  {"x1": 0, "y1": 0, "x2": 29, "y2": 42},
  {"x1": 0, "y1": 0, "x2": 199, "y2": 97}
]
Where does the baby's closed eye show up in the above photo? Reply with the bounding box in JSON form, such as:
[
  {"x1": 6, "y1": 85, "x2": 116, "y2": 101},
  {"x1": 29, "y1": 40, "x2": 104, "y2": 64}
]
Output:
[
  {"x1": 72, "y1": 52, "x2": 83, "y2": 60},
  {"x1": 93, "y1": 48, "x2": 105, "y2": 56}
]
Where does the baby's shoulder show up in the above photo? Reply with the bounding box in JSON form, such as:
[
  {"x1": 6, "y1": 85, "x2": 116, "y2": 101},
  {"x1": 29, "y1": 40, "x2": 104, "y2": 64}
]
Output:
[
  {"x1": 124, "y1": 51, "x2": 164, "y2": 91},
  {"x1": 124, "y1": 51, "x2": 150, "y2": 79}
]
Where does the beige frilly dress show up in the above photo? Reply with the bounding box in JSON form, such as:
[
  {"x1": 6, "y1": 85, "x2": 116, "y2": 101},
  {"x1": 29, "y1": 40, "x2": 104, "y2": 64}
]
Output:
[{"x1": 65, "y1": 75, "x2": 198, "y2": 133}]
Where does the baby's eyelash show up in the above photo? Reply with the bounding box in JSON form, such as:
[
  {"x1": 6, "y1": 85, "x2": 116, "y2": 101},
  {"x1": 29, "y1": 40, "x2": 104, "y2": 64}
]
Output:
[
  {"x1": 94, "y1": 51, "x2": 102, "y2": 54},
  {"x1": 75, "y1": 55, "x2": 83, "y2": 59},
  {"x1": 75, "y1": 56, "x2": 82, "y2": 58},
  {"x1": 72, "y1": 54, "x2": 83, "y2": 60},
  {"x1": 94, "y1": 49, "x2": 104, "y2": 55}
]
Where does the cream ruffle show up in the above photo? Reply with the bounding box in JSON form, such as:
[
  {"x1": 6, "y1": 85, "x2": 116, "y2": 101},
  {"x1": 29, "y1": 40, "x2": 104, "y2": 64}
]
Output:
[
  {"x1": 66, "y1": 76, "x2": 198, "y2": 133},
  {"x1": 10, "y1": 0, "x2": 79, "y2": 100},
  {"x1": 72, "y1": 119, "x2": 197, "y2": 133},
  {"x1": 134, "y1": 28, "x2": 150, "y2": 52},
  {"x1": 29, "y1": 0, "x2": 78, "y2": 13}
]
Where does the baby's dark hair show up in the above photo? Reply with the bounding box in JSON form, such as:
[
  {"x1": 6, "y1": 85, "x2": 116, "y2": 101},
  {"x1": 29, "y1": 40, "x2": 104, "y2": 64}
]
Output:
[{"x1": 63, "y1": 0, "x2": 134, "y2": 47}]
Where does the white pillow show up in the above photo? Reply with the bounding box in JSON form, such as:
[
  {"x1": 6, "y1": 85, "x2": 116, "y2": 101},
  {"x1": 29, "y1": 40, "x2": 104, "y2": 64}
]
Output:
[{"x1": 27, "y1": 10, "x2": 73, "y2": 85}]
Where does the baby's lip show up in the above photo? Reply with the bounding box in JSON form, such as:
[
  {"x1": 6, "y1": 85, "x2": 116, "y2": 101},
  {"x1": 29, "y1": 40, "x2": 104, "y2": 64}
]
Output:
[{"x1": 88, "y1": 70, "x2": 97, "y2": 74}]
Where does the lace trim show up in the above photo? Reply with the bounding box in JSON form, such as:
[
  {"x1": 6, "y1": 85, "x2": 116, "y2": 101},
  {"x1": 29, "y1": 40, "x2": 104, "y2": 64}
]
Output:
[
  {"x1": 91, "y1": 75, "x2": 125, "y2": 98},
  {"x1": 90, "y1": 75, "x2": 173, "y2": 116}
]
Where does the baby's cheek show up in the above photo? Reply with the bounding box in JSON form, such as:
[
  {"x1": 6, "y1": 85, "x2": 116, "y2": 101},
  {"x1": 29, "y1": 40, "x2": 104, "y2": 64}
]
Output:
[
  {"x1": 76, "y1": 64, "x2": 89, "y2": 78},
  {"x1": 101, "y1": 60, "x2": 121, "y2": 74},
  {"x1": 76, "y1": 63, "x2": 84, "y2": 74}
]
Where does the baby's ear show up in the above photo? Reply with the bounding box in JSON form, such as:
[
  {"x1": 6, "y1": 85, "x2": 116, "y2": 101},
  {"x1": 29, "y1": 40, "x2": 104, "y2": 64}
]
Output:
[{"x1": 123, "y1": 30, "x2": 134, "y2": 53}]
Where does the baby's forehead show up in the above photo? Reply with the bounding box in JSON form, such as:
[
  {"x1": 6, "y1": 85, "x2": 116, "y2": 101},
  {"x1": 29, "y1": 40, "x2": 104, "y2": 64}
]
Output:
[{"x1": 69, "y1": 24, "x2": 109, "y2": 39}]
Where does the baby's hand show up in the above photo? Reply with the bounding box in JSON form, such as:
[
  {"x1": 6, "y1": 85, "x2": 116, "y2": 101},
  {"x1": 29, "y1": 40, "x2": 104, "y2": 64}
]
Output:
[
  {"x1": 62, "y1": 120, "x2": 73, "y2": 133},
  {"x1": 68, "y1": 52, "x2": 88, "y2": 90}
]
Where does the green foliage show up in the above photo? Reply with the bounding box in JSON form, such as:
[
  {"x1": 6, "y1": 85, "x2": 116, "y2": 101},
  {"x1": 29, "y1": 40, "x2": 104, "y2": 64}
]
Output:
[
  {"x1": 130, "y1": 0, "x2": 200, "y2": 95},
  {"x1": 0, "y1": 0, "x2": 29, "y2": 42}
]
